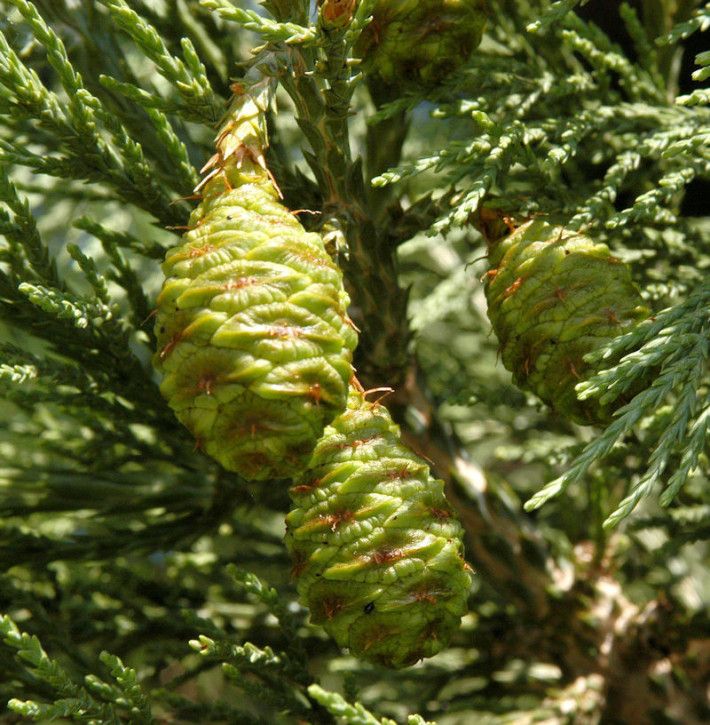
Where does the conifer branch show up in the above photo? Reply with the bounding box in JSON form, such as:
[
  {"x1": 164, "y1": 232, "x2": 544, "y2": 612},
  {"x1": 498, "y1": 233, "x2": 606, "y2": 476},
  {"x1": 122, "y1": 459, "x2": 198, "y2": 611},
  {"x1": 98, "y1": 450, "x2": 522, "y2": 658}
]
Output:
[
  {"x1": 200, "y1": 0, "x2": 316, "y2": 45},
  {"x1": 526, "y1": 283, "x2": 709, "y2": 522},
  {"x1": 0, "y1": 1, "x2": 707, "y2": 721},
  {"x1": 0, "y1": 615, "x2": 122, "y2": 723},
  {"x1": 3, "y1": 0, "x2": 183, "y2": 226},
  {"x1": 274, "y1": 1, "x2": 410, "y2": 387},
  {"x1": 73, "y1": 216, "x2": 168, "y2": 260},
  {"x1": 99, "y1": 0, "x2": 221, "y2": 123},
  {"x1": 308, "y1": 684, "x2": 398, "y2": 725},
  {"x1": 0, "y1": 166, "x2": 58, "y2": 286}
]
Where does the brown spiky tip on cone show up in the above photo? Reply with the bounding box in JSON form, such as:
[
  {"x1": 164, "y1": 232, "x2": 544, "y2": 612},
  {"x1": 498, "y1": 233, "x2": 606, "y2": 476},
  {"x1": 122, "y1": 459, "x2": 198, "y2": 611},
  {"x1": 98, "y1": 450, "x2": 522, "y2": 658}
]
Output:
[
  {"x1": 320, "y1": 0, "x2": 358, "y2": 27},
  {"x1": 356, "y1": 0, "x2": 487, "y2": 94},
  {"x1": 484, "y1": 220, "x2": 650, "y2": 425},
  {"x1": 153, "y1": 78, "x2": 358, "y2": 480},
  {"x1": 286, "y1": 389, "x2": 472, "y2": 668}
]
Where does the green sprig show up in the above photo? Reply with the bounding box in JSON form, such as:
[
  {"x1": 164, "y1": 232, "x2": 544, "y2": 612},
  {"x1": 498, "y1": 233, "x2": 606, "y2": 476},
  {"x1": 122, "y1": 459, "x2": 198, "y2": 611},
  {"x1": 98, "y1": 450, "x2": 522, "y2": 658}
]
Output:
[
  {"x1": 307, "y1": 684, "x2": 397, "y2": 725},
  {"x1": 99, "y1": 0, "x2": 220, "y2": 123},
  {"x1": 526, "y1": 284, "x2": 710, "y2": 524},
  {"x1": 200, "y1": 0, "x2": 316, "y2": 45},
  {"x1": 1, "y1": 614, "x2": 120, "y2": 723},
  {"x1": 656, "y1": 2, "x2": 710, "y2": 45},
  {"x1": 0, "y1": 165, "x2": 58, "y2": 285},
  {"x1": 526, "y1": 0, "x2": 584, "y2": 33}
]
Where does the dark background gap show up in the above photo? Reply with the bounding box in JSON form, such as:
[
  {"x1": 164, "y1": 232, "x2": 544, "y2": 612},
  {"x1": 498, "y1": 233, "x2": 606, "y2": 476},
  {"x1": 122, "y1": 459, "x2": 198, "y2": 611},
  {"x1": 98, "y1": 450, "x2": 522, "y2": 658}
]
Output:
[{"x1": 577, "y1": 1, "x2": 709, "y2": 216}]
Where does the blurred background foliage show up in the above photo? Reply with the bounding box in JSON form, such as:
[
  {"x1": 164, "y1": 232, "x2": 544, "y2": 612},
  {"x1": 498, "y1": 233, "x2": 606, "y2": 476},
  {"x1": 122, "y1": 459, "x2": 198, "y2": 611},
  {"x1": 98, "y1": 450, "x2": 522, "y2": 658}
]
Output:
[{"x1": 0, "y1": 0, "x2": 707, "y2": 723}]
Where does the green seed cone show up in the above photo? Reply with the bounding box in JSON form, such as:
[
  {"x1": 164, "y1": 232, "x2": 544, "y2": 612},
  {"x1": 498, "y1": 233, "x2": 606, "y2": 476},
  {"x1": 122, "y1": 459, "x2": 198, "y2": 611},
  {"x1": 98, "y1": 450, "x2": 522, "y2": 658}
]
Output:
[
  {"x1": 286, "y1": 389, "x2": 471, "y2": 668},
  {"x1": 356, "y1": 0, "x2": 487, "y2": 93},
  {"x1": 484, "y1": 220, "x2": 650, "y2": 425},
  {"x1": 153, "y1": 81, "x2": 357, "y2": 480}
]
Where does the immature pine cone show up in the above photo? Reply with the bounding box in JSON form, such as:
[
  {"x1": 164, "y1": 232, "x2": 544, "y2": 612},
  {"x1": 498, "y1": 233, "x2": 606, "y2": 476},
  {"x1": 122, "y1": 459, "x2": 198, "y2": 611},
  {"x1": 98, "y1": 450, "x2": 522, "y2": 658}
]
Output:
[
  {"x1": 356, "y1": 0, "x2": 487, "y2": 93},
  {"x1": 286, "y1": 389, "x2": 471, "y2": 668},
  {"x1": 484, "y1": 219, "x2": 649, "y2": 425},
  {"x1": 153, "y1": 80, "x2": 357, "y2": 480}
]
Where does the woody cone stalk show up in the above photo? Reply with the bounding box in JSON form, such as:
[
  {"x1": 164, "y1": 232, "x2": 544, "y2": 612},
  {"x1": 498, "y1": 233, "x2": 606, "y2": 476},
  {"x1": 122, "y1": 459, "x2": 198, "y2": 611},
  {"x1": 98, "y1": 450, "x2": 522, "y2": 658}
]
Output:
[{"x1": 153, "y1": 67, "x2": 357, "y2": 480}]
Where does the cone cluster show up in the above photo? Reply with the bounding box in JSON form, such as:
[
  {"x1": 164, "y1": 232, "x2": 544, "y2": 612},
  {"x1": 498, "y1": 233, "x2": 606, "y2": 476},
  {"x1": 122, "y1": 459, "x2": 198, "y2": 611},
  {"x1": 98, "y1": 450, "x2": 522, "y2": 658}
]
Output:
[
  {"x1": 153, "y1": 22, "x2": 652, "y2": 667},
  {"x1": 151, "y1": 69, "x2": 474, "y2": 666}
]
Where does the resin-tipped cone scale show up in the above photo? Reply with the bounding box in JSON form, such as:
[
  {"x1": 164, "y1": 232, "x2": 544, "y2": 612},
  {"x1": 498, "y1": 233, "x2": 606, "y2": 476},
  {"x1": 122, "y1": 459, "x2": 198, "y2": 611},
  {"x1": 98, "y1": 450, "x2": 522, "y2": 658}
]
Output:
[
  {"x1": 484, "y1": 219, "x2": 650, "y2": 425},
  {"x1": 286, "y1": 388, "x2": 472, "y2": 668},
  {"x1": 153, "y1": 73, "x2": 357, "y2": 480},
  {"x1": 356, "y1": 0, "x2": 487, "y2": 94}
]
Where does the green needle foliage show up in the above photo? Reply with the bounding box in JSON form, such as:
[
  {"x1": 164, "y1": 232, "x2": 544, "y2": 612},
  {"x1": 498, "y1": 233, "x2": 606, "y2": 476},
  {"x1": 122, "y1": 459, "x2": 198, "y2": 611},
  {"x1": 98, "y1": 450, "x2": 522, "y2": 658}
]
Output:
[{"x1": 0, "y1": 1, "x2": 707, "y2": 723}]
